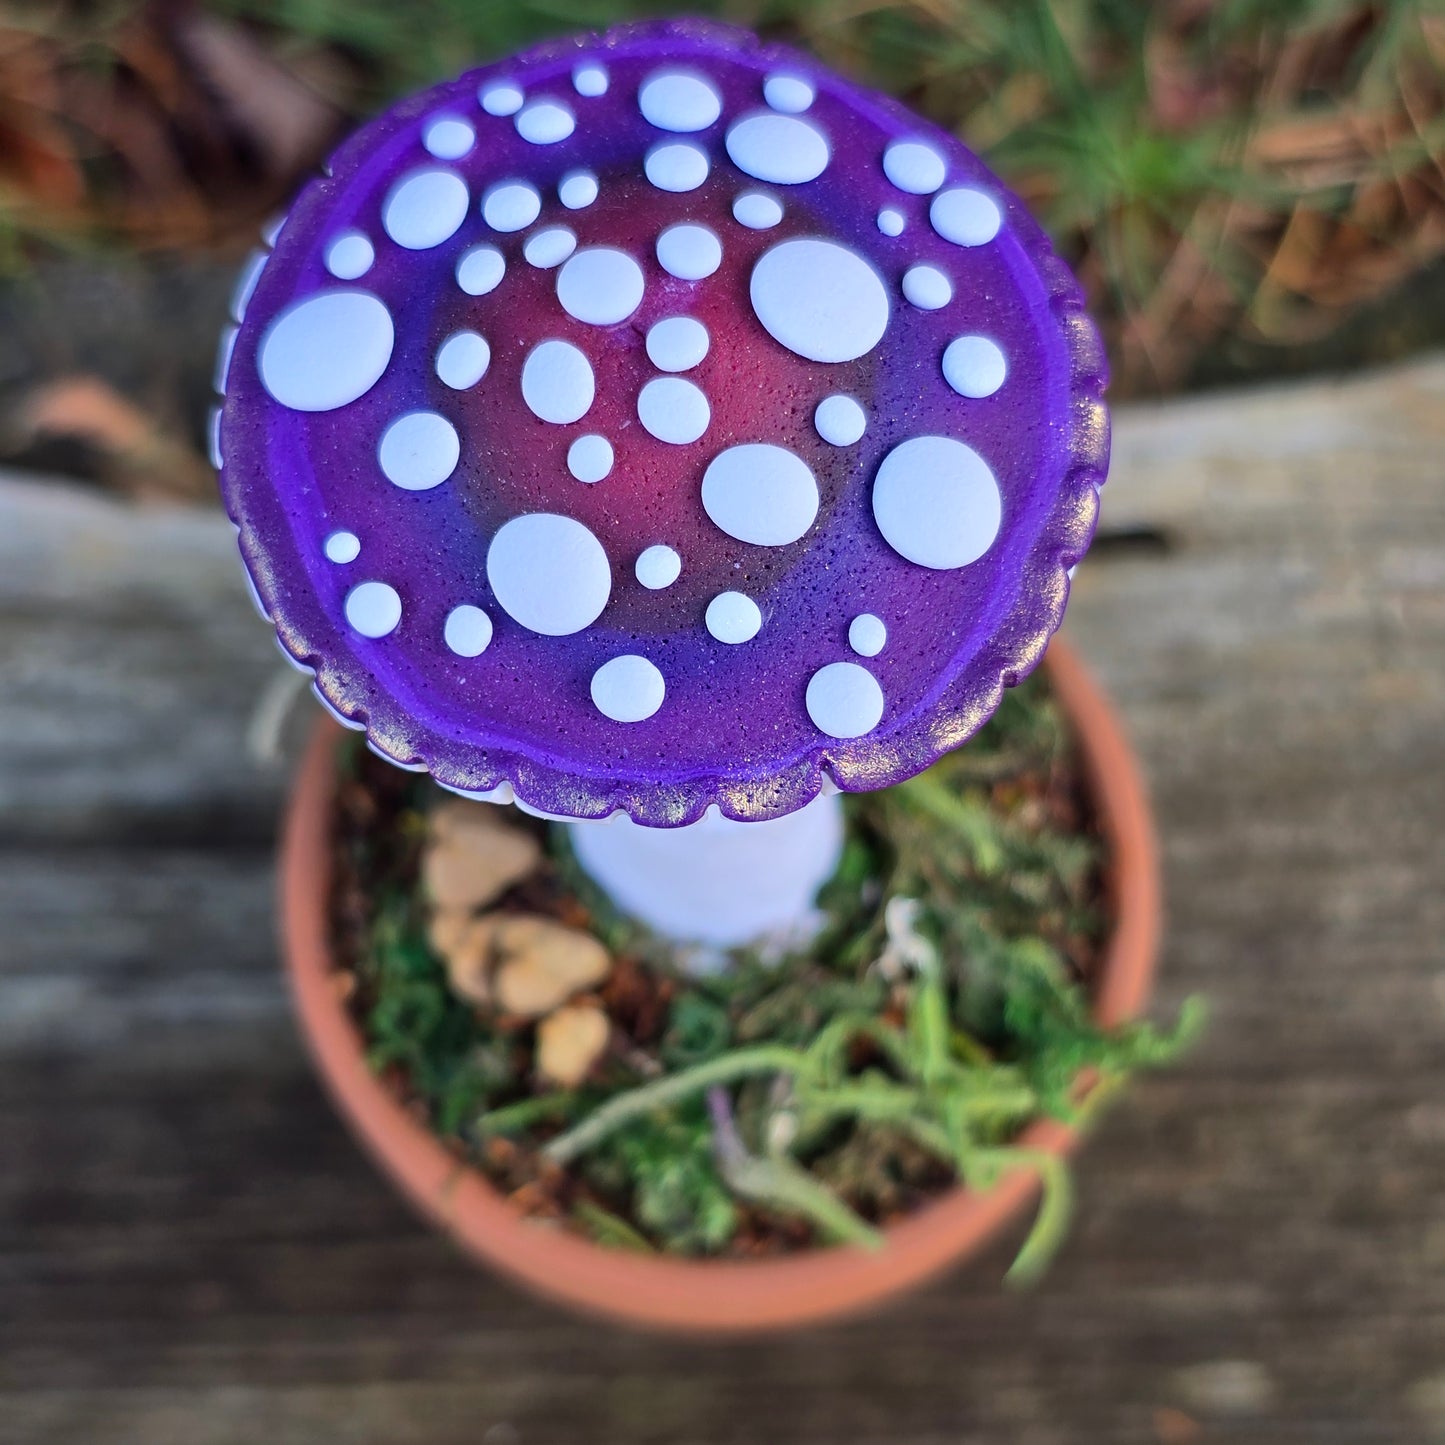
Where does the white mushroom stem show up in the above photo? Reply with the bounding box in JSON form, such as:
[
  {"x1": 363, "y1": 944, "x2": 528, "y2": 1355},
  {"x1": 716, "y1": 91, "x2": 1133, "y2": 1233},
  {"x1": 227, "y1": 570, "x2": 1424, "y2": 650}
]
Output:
[{"x1": 566, "y1": 791, "x2": 845, "y2": 955}]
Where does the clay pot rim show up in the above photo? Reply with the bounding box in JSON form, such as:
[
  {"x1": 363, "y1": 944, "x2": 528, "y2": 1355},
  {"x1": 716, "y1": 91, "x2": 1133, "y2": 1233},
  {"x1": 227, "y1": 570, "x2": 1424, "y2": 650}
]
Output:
[{"x1": 280, "y1": 636, "x2": 1161, "y2": 1333}]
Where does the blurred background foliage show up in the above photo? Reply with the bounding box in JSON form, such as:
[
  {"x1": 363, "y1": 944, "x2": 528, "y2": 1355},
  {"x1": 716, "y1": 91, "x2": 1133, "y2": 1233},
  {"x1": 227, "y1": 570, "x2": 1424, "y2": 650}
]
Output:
[{"x1": 0, "y1": 0, "x2": 1441, "y2": 406}]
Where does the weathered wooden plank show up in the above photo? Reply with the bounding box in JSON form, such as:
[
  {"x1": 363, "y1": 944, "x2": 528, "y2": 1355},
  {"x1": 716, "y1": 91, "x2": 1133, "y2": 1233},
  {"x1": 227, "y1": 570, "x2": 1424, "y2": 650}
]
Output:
[
  {"x1": 0, "y1": 472, "x2": 284, "y2": 845},
  {"x1": 2, "y1": 356, "x2": 1445, "y2": 1444}
]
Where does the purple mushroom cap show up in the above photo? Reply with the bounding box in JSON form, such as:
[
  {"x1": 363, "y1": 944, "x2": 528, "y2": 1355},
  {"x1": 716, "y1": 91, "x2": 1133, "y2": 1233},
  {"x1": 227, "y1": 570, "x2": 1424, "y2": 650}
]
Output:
[{"x1": 215, "y1": 17, "x2": 1108, "y2": 826}]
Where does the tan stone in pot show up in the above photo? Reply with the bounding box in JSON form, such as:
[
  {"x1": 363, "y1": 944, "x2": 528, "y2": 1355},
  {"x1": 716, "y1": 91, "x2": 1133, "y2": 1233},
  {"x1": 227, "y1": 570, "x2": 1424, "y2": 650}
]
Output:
[
  {"x1": 423, "y1": 800, "x2": 540, "y2": 913},
  {"x1": 490, "y1": 916, "x2": 611, "y2": 1018},
  {"x1": 537, "y1": 1003, "x2": 610, "y2": 1086}
]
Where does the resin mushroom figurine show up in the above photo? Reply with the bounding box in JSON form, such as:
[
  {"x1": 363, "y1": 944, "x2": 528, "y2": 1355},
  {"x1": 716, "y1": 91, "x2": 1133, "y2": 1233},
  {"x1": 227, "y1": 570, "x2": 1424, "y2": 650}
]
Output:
[{"x1": 215, "y1": 19, "x2": 1107, "y2": 951}]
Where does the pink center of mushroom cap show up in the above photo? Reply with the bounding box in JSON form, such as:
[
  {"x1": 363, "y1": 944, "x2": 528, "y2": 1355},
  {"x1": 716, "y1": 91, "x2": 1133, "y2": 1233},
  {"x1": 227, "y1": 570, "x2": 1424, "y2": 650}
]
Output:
[{"x1": 216, "y1": 19, "x2": 1107, "y2": 824}]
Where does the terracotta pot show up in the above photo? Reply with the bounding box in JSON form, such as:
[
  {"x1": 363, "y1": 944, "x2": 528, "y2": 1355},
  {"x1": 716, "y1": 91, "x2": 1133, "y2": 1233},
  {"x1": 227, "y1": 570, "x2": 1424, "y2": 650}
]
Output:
[{"x1": 280, "y1": 636, "x2": 1161, "y2": 1332}]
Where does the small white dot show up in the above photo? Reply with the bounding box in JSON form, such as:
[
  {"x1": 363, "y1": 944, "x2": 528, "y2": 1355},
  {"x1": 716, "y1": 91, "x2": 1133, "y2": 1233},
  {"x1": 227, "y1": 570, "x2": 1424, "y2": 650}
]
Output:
[
  {"x1": 644, "y1": 141, "x2": 709, "y2": 193},
  {"x1": 567, "y1": 434, "x2": 614, "y2": 483},
  {"x1": 877, "y1": 208, "x2": 905, "y2": 236},
  {"x1": 705, "y1": 591, "x2": 762, "y2": 644},
  {"x1": 524, "y1": 226, "x2": 577, "y2": 268},
  {"x1": 645, "y1": 316, "x2": 710, "y2": 372},
  {"x1": 814, "y1": 394, "x2": 866, "y2": 446},
  {"x1": 559, "y1": 169, "x2": 599, "y2": 209},
  {"x1": 942, "y1": 335, "x2": 1008, "y2": 398},
  {"x1": 382, "y1": 168, "x2": 469, "y2": 250},
  {"x1": 516, "y1": 98, "x2": 574, "y2": 145},
  {"x1": 591, "y1": 655, "x2": 665, "y2": 723},
  {"x1": 732, "y1": 191, "x2": 783, "y2": 229},
  {"x1": 763, "y1": 73, "x2": 815, "y2": 113},
  {"x1": 445, "y1": 604, "x2": 493, "y2": 657},
  {"x1": 656, "y1": 223, "x2": 721, "y2": 280},
  {"x1": 521, "y1": 339, "x2": 595, "y2": 425},
  {"x1": 482, "y1": 180, "x2": 541, "y2": 232},
  {"x1": 324, "y1": 530, "x2": 360, "y2": 564},
  {"x1": 345, "y1": 581, "x2": 402, "y2": 639},
  {"x1": 557, "y1": 247, "x2": 645, "y2": 326},
  {"x1": 638, "y1": 377, "x2": 710, "y2": 445},
  {"x1": 749, "y1": 237, "x2": 889, "y2": 363},
  {"x1": 848, "y1": 613, "x2": 887, "y2": 657},
  {"x1": 883, "y1": 139, "x2": 946, "y2": 194},
  {"x1": 573, "y1": 61, "x2": 609, "y2": 97},
  {"x1": 902, "y1": 264, "x2": 953, "y2": 310},
  {"x1": 479, "y1": 81, "x2": 523, "y2": 116},
  {"x1": 378, "y1": 411, "x2": 460, "y2": 490},
  {"x1": 806, "y1": 661, "x2": 884, "y2": 739},
  {"x1": 487, "y1": 514, "x2": 611, "y2": 636},
  {"x1": 930, "y1": 186, "x2": 1002, "y2": 247},
  {"x1": 872, "y1": 435, "x2": 1001, "y2": 568},
  {"x1": 456, "y1": 244, "x2": 505, "y2": 295},
  {"x1": 435, "y1": 331, "x2": 491, "y2": 390},
  {"x1": 258, "y1": 292, "x2": 393, "y2": 412},
  {"x1": 725, "y1": 112, "x2": 830, "y2": 185},
  {"x1": 638, "y1": 69, "x2": 722, "y2": 132},
  {"x1": 635, "y1": 544, "x2": 681, "y2": 590},
  {"x1": 325, "y1": 230, "x2": 373, "y2": 280},
  {"x1": 423, "y1": 115, "x2": 475, "y2": 160}
]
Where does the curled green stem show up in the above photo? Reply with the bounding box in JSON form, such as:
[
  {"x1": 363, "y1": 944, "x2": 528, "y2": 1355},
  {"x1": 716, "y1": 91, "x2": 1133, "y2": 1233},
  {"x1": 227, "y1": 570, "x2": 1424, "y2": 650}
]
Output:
[{"x1": 543, "y1": 1044, "x2": 805, "y2": 1166}]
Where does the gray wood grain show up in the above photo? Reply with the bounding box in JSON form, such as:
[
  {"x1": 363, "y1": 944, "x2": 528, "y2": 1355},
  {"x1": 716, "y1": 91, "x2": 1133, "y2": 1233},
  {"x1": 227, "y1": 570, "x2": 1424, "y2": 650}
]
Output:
[{"x1": 3, "y1": 356, "x2": 1444, "y2": 1445}]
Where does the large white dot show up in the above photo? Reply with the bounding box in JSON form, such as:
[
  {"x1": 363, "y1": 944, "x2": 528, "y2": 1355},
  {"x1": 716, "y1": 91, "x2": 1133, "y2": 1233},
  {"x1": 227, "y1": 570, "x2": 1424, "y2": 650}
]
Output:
[
  {"x1": 814, "y1": 394, "x2": 866, "y2": 446},
  {"x1": 902, "y1": 264, "x2": 953, "y2": 310},
  {"x1": 806, "y1": 662, "x2": 884, "y2": 739},
  {"x1": 733, "y1": 191, "x2": 783, "y2": 229},
  {"x1": 646, "y1": 316, "x2": 710, "y2": 372},
  {"x1": 635, "y1": 544, "x2": 681, "y2": 589},
  {"x1": 591, "y1": 655, "x2": 665, "y2": 723},
  {"x1": 763, "y1": 73, "x2": 814, "y2": 113},
  {"x1": 479, "y1": 80, "x2": 523, "y2": 116},
  {"x1": 423, "y1": 115, "x2": 475, "y2": 160},
  {"x1": 435, "y1": 331, "x2": 491, "y2": 390},
  {"x1": 456, "y1": 244, "x2": 505, "y2": 295},
  {"x1": 521, "y1": 340, "x2": 594, "y2": 424},
  {"x1": 258, "y1": 291, "x2": 393, "y2": 412},
  {"x1": 705, "y1": 591, "x2": 762, "y2": 644},
  {"x1": 345, "y1": 581, "x2": 402, "y2": 639},
  {"x1": 567, "y1": 434, "x2": 614, "y2": 483},
  {"x1": 645, "y1": 141, "x2": 709, "y2": 192},
  {"x1": 848, "y1": 613, "x2": 887, "y2": 657},
  {"x1": 482, "y1": 180, "x2": 541, "y2": 232},
  {"x1": 325, "y1": 230, "x2": 373, "y2": 280},
  {"x1": 872, "y1": 436, "x2": 1002, "y2": 569},
  {"x1": 701, "y1": 444, "x2": 818, "y2": 546},
  {"x1": 930, "y1": 187, "x2": 1002, "y2": 246},
  {"x1": 942, "y1": 335, "x2": 1008, "y2": 398},
  {"x1": 656, "y1": 223, "x2": 721, "y2": 280},
  {"x1": 487, "y1": 513, "x2": 611, "y2": 636},
  {"x1": 444, "y1": 604, "x2": 493, "y2": 657},
  {"x1": 516, "y1": 98, "x2": 574, "y2": 144},
  {"x1": 749, "y1": 238, "x2": 889, "y2": 363},
  {"x1": 557, "y1": 247, "x2": 645, "y2": 325},
  {"x1": 382, "y1": 168, "x2": 469, "y2": 250},
  {"x1": 573, "y1": 61, "x2": 608, "y2": 97},
  {"x1": 559, "y1": 169, "x2": 599, "y2": 209},
  {"x1": 638, "y1": 377, "x2": 710, "y2": 445},
  {"x1": 725, "y1": 113, "x2": 829, "y2": 184},
  {"x1": 883, "y1": 139, "x2": 946, "y2": 194},
  {"x1": 379, "y1": 411, "x2": 460, "y2": 490},
  {"x1": 638, "y1": 69, "x2": 721, "y2": 132},
  {"x1": 524, "y1": 226, "x2": 577, "y2": 268},
  {"x1": 324, "y1": 530, "x2": 360, "y2": 564}
]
